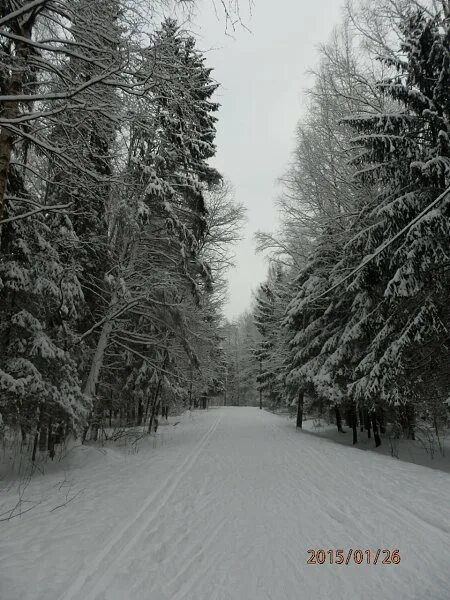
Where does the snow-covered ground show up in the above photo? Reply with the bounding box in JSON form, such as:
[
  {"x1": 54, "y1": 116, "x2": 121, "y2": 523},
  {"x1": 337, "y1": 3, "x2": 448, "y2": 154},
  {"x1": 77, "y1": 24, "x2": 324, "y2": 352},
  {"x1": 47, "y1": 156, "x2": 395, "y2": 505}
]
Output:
[{"x1": 1, "y1": 407, "x2": 450, "y2": 600}]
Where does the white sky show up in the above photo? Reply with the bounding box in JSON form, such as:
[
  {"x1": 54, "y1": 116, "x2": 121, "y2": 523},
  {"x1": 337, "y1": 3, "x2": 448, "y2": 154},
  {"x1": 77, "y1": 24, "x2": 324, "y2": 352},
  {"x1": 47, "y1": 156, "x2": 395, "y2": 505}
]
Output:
[{"x1": 190, "y1": 1, "x2": 345, "y2": 321}]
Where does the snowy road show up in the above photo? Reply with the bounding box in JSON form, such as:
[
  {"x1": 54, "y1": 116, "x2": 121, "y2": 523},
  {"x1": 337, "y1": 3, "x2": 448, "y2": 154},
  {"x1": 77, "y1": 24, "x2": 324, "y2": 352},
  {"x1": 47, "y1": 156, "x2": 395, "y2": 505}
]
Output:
[{"x1": 1, "y1": 407, "x2": 450, "y2": 600}]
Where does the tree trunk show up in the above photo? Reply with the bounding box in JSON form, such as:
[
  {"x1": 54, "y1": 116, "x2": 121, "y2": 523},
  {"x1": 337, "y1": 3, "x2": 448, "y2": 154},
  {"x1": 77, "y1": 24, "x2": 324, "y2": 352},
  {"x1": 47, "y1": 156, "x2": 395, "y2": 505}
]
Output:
[
  {"x1": 372, "y1": 413, "x2": 381, "y2": 447},
  {"x1": 147, "y1": 352, "x2": 168, "y2": 433},
  {"x1": 318, "y1": 396, "x2": 324, "y2": 417},
  {"x1": 47, "y1": 419, "x2": 55, "y2": 460},
  {"x1": 148, "y1": 381, "x2": 163, "y2": 434},
  {"x1": 92, "y1": 420, "x2": 99, "y2": 442},
  {"x1": 150, "y1": 396, "x2": 161, "y2": 433},
  {"x1": 188, "y1": 365, "x2": 193, "y2": 409},
  {"x1": 406, "y1": 404, "x2": 415, "y2": 440},
  {"x1": 31, "y1": 430, "x2": 39, "y2": 464},
  {"x1": 82, "y1": 422, "x2": 89, "y2": 444},
  {"x1": 20, "y1": 425, "x2": 27, "y2": 445},
  {"x1": 365, "y1": 410, "x2": 372, "y2": 439},
  {"x1": 335, "y1": 405, "x2": 345, "y2": 433},
  {"x1": 83, "y1": 291, "x2": 119, "y2": 440},
  {"x1": 296, "y1": 390, "x2": 304, "y2": 429},
  {"x1": 378, "y1": 407, "x2": 386, "y2": 434},
  {"x1": 137, "y1": 401, "x2": 143, "y2": 426},
  {"x1": 0, "y1": 21, "x2": 33, "y2": 231},
  {"x1": 0, "y1": 123, "x2": 15, "y2": 227},
  {"x1": 351, "y1": 404, "x2": 358, "y2": 445},
  {"x1": 433, "y1": 414, "x2": 439, "y2": 437},
  {"x1": 31, "y1": 404, "x2": 42, "y2": 463},
  {"x1": 38, "y1": 421, "x2": 48, "y2": 452},
  {"x1": 359, "y1": 406, "x2": 364, "y2": 432},
  {"x1": 84, "y1": 310, "x2": 115, "y2": 399},
  {"x1": 259, "y1": 359, "x2": 262, "y2": 409}
]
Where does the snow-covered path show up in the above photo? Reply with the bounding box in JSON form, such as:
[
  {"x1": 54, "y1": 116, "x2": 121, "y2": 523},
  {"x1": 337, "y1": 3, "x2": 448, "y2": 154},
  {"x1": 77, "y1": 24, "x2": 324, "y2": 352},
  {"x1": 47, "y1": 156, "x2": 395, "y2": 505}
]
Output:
[{"x1": 1, "y1": 407, "x2": 450, "y2": 600}]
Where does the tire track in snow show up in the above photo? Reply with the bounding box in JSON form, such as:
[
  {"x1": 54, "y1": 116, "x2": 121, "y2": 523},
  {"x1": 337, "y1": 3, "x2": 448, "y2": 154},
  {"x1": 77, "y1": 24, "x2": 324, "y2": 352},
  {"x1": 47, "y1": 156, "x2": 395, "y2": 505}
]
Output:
[{"x1": 61, "y1": 415, "x2": 221, "y2": 600}]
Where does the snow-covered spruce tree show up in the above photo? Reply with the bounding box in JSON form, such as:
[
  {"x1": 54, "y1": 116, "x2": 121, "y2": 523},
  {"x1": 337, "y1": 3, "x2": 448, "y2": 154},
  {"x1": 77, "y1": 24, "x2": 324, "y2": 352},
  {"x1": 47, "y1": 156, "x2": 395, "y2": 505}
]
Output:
[
  {"x1": 140, "y1": 17, "x2": 221, "y2": 243},
  {"x1": 254, "y1": 282, "x2": 277, "y2": 409},
  {"x1": 49, "y1": 0, "x2": 122, "y2": 325},
  {"x1": 0, "y1": 0, "x2": 127, "y2": 451},
  {"x1": 281, "y1": 26, "x2": 385, "y2": 441},
  {"x1": 345, "y1": 4, "x2": 450, "y2": 438},
  {"x1": 80, "y1": 19, "x2": 223, "y2": 434},
  {"x1": 284, "y1": 241, "x2": 356, "y2": 434},
  {"x1": 0, "y1": 160, "x2": 89, "y2": 458},
  {"x1": 254, "y1": 265, "x2": 290, "y2": 411}
]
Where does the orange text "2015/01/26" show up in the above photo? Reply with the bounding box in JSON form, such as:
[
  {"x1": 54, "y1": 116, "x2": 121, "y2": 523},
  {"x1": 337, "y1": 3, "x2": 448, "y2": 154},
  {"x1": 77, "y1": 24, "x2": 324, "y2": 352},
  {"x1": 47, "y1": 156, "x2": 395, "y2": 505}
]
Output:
[{"x1": 307, "y1": 548, "x2": 401, "y2": 565}]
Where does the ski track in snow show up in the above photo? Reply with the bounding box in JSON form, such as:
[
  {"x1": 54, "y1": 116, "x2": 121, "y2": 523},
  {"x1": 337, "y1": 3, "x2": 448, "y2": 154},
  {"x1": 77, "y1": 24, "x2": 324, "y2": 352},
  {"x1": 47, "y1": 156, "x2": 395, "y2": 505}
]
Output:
[
  {"x1": 1, "y1": 407, "x2": 450, "y2": 600},
  {"x1": 61, "y1": 416, "x2": 222, "y2": 600}
]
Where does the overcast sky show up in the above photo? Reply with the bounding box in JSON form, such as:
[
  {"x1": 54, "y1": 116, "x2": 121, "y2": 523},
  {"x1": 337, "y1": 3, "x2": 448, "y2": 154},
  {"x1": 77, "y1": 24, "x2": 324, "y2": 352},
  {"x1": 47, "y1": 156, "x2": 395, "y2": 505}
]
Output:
[{"x1": 190, "y1": 1, "x2": 345, "y2": 321}]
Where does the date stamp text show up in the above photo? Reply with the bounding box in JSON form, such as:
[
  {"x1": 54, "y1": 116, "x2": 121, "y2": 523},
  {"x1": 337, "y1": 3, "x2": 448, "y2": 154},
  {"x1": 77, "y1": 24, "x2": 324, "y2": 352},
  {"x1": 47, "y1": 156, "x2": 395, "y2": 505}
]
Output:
[{"x1": 307, "y1": 548, "x2": 401, "y2": 565}]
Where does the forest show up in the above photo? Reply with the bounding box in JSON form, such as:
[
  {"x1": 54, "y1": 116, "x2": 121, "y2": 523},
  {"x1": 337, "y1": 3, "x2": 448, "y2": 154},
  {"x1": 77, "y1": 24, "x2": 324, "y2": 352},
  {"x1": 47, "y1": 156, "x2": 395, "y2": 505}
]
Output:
[
  {"x1": 226, "y1": 0, "x2": 450, "y2": 453},
  {"x1": 0, "y1": 0, "x2": 449, "y2": 461},
  {"x1": 0, "y1": 1, "x2": 249, "y2": 465}
]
